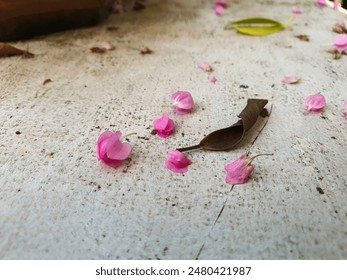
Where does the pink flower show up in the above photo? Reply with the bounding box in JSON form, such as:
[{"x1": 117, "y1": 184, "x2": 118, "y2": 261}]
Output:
[
  {"x1": 96, "y1": 131, "x2": 132, "y2": 168},
  {"x1": 333, "y1": 0, "x2": 340, "y2": 10},
  {"x1": 214, "y1": 0, "x2": 228, "y2": 16},
  {"x1": 198, "y1": 62, "x2": 214, "y2": 72},
  {"x1": 171, "y1": 91, "x2": 195, "y2": 114},
  {"x1": 292, "y1": 7, "x2": 302, "y2": 14},
  {"x1": 316, "y1": 0, "x2": 326, "y2": 7},
  {"x1": 209, "y1": 76, "x2": 217, "y2": 84},
  {"x1": 305, "y1": 93, "x2": 326, "y2": 113},
  {"x1": 333, "y1": 34, "x2": 347, "y2": 53},
  {"x1": 153, "y1": 113, "x2": 175, "y2": 138},
  {"x1": 224, "y1": 155, "x2": 255, "y2": 185},
  {"x1": 343, "y1": 102, "x2": 347, "y2": 120},
  {"x1": 281, "y1": 75, "x2": 300, "y2": 84},
  {"x1": 100, "y1": 42, "x2": 114, "y2": 51},
  {"x1": 165, "y1": 150, "x2": 192, "y2": 174}
]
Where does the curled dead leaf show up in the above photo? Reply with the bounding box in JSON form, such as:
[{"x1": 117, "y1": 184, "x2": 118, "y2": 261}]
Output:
[{"x1": 177, "y1": 99, "x2": 269, "y2": 152}]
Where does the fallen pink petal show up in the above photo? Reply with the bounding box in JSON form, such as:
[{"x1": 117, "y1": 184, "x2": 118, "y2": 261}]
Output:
[
  {"x1": 291, "y1": 7, "x2": 302, "y2": 14},
  {"x1": 224, "y1": 155, "x2": 255, "y2": 185},
  {"x1": 316, "y1": 0, "x2": 326, "y2": 7},
  {"x1": 171, "y1": 91, "x2": 195, "y2": 114},
  {"x1": 305, "y1": 93, "x2": 326, "y2": 114},
  {"x1": 198, "y1": 62, "x2": 214, "y2": 72},
  {"x1": 209, "y1": 76, "x2": 217, "y2": 84},
  {"x1": 343, "y1": 102, "x2": 347, "y2": 120},
  {"x1": 214, "y1": 0, "x2": 228, "y2": 16},
  {"x1": 153, "y1": 113, "x2": 175, "y2": 138},
  {"x1": 281, "y1": 75, "x2": 300, "y2": 84},
  {"x1": 333, "y1": 0, "x2": 340, "y2": 10},
  {"x1": 97, "y1": 131, "x2": 132, "y2": 168},
  {"x1": 333, "y1": 34, "x2": 347, "y2": 53},
  {"x1": 165, "y1": 150, "x2": 192, "y2": 174}
]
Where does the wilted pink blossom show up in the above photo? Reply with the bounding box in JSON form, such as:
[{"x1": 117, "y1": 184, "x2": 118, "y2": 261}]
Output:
[
  {"x1": 333, "y1": 34, "x2": 347, "y2": 53},
  {"x1": 224, "y1": 155, "x2": 255, "y2": 185},
  {"x1": 97, "y1": 131, "x2": 132, "y2": 168},
  {"x1": 343, "y1": 102, "x2": 347, "y2": 120},
  {"x1": 209, "y1": 76, "x2": 217, "y2": 84},
  {"x1": 198, "y1": 62, "x2": 214, "y2": 72},
  {"x1": 165, "y1": 150, "x2": 192, "y2": 174},
  {"x1": 292, "y1": 7, "x2": 302, "y2": 14},
  {"x1": 153, "y1": 113, "x2": 175, "y2": 138},
  {"x1": 305, "y1": 93, "x2": 326, "y2": 113},
  {"x1": 214, "y1": 0, "x2": 228, "y2": 16},
  {"x1": 316, "y1": 0, "x2": 326, "y2": 7},
  {"x1": 171, "y1": 91, "x2": 195, "y2": 114},
  {"x1": 281, "y1": 75, "x2": 300, "y2": 84}
]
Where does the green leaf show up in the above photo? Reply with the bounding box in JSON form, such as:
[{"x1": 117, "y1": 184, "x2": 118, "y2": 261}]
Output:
[{"x1": 225, "y1": 17, "x2": 285, "y2": 36}]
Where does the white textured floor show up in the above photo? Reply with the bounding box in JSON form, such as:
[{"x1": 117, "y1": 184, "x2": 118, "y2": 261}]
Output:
[{"x1": 1, "y1": 0, "x2": 346, "y2": 259}]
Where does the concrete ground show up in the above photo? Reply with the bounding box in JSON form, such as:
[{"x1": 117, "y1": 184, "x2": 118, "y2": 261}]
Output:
[{"x1": 0, "y1": 0, "x2": 346, "y2": 259}]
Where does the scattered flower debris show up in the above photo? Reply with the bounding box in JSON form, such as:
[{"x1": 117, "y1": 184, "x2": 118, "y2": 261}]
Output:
[
  {"x1": 91, "y1": 42, "x2": 114, "y2": 54},
  {"x1": 43, "y1": 79, "x2": 52, "y2": 86},
  {"x1": 0, "y1": 43, "x2": 34, "y2": 58},
  {"x1": 97, "y1": 131, "x2": 132, "y2": 168},
  {"x1": 296, "y1": 34, "x2": 310, "y2": 41},
  {"x1": 333, "y1": 0, "x2": 340, "y2": 10},
  {"x1": 316, "y1": 0, "x2": 326, "y2": 7},
  {"x1": 209, "y1": 76, "x2": 217, "y2": 84},
  {"x1": 291, "y1": 7, "x2": 302, "y2": 14},
  {"x1": 281, "y1": 75, "x2": 300, "y2": 84},
  {"x1": 305, "y1": 93, "x2": 326, "y2": 114},
  {"x1": 198, "y1": 62, "x2": 214, "y2": 72},
  {"x1": 140, "y1": 47, "x2": 153, "y2": 55},
  {"x1": 153, "y1": 114, "x2": 175, "y2": 138},
  {"x1": 171, "y1": 91, "x2": 195, "y2": 115},
  {"x1": 100, "y1": 42, "x2": 114, "y2": 51},
  {"x1": 165, "y1": 150, "x2": 192, "y2": 174}
]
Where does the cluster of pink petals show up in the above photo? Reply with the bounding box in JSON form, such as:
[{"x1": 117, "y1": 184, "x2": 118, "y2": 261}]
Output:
[
  {"x1": 198, "y1": 62, "x2": 214, "y2": 72},
  {"x1": 305, "y1": 93, "x2": 326, "y2": 113},
  {"x1": 224, "y1": 155, "x2": 255, "y2": 185},
  {"x1": 316, "y1": 0, "x2": 326, "y2": 7},
  {"x1": 333, "y1": 34, "x2": 347, "y2": 53},
  {"x1": 209, "y1": 76, "x2": 217, "y2": 84},
  {"x1": 281, "y1": 75, "x2": 300, "y2": 84},
  {"x1": 343, "y1": 102, "x2": 347, "y2": 120},
  {"x1": 97, "y1": 131, "x2": 132, "y2": 168},
  {"x1": 165, "y1": 150, "x2": 192, "y2": 174},
  {"x1": 291, "y1": 7, "x2": 302, "y2": 15},
  {"x1": 153, "y1": 113, "x2": 175, "y2": 138},
  {"x1": 214, "y1": 0, "x2": 228, "y2": 16},
  {"x1": 171, "y1": 91, "x2": 195, "y2": 115}
]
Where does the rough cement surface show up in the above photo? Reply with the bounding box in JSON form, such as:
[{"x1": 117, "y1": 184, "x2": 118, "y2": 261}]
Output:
[{"x1": 0, "y1": 0, "x2": 346, "y2": 259}]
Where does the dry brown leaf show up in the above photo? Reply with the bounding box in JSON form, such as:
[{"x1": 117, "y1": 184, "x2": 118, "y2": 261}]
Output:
[
  {"x1": 0, "y1": 43, "x2": 34, "y2": 58},
  {"x1": 178, "y1": 99, "x2": 269, "y2": 152}
]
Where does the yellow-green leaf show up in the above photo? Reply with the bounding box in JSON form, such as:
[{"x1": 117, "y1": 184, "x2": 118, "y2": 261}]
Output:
[{"x1": 225, "y1": 17, "x2": 285, "y2": 36}]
